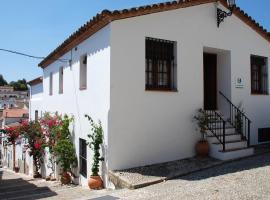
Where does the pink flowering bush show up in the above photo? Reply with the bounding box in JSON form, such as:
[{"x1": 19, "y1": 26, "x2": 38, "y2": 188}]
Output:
[{"x1": 20, "y1": 120, "x2": 45, "y2": 177}]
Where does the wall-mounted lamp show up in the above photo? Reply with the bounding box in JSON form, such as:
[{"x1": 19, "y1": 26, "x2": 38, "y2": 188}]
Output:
[{"x1": 217, "y1": 0, "x2": 236, "y2": 27}]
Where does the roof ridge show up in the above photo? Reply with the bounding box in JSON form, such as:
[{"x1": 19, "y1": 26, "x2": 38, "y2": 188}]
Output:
[{"x1": 39, "y1": 0, "x2": 270, "y2": 68}]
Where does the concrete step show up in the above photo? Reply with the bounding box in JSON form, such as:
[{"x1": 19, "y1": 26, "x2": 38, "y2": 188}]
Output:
[
  {"x1": 206, "y1": 127, "x2": 236, "y2": 135},
  {"x1": 210, "y1": 147, "x2": 254, "y2": 161},
  {"x1": 211, "y1": 140, "x2": 247, "y2": 150},
  {"x1": 207, "y1": 133, "x2": 241, "y2": 143}
]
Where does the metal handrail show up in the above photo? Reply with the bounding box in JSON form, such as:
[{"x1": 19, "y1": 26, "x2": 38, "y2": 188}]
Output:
[
  {"x1": 205, "y1": 110, "x2": 226, "y2": 151},
  {"x1": 219, "y1": 91, "x2": 251, "y2": 146}
]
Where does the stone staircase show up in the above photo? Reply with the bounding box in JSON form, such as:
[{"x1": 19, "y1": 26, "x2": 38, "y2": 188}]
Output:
[{"x1": 206, "y1": 111, "x2": 254, "y2": 161}]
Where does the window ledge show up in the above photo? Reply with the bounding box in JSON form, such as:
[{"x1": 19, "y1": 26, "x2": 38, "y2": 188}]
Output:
[
  {"x1": 145, "y1": 88, "x2": 178, "y2": 92},
  {"x1": 80, "y1": 87, "x2": 87, "y2": 91},
  {"x1": 251, "y1": 93, "x2": 269, "y2": 96}
]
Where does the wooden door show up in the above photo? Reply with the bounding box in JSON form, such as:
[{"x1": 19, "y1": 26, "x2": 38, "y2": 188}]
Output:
[{"x1": 204, "y1": 53, "x2": 217, "y2": 110}]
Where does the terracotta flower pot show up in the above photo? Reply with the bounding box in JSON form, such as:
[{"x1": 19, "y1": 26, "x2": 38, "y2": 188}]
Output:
[
  {"x1": 33, "y1": 171, "x2": 42, "y2": 178},
  {"x1": 88, "y1": 176, "x2": 103, "y2": 189},
  {"x1": 61, "y1": 172, "x2": 71, "y2": 185},
  {"x1": 33, "y1": 172, "x2": 42, "y2": 178},
  {"x1": 14, "y1": 167, "x2": 20, "y2": 173},
  {"x1": 196, "y1": 140, "x2": 209, "y2": 157}
]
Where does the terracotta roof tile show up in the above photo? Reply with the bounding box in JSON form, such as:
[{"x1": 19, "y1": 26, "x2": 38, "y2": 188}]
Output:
[
  {"x1": 2, "y1": 108, "x2": 29, "y2": 118},
  {"x1": 39, "y1": 0, "x2": 270, "y2": 68},
  {"x1": 28, "y1": 77, "x2": 43, "y2": 86}
]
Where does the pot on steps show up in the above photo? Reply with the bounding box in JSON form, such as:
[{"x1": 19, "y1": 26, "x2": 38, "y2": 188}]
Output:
[
  {"x1": 88, "y1": 176, "x2": 103, "y2": 189},
  {"x1": 196, "y1": 140, "x2": 209, "y2": 157},
  {"x1": 61, "y1": 172, "x2": 71, "y2": 185}
]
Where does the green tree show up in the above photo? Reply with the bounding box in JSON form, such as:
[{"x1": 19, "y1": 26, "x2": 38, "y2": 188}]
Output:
[
  {"x1": 9, "y1": 79, "x2": 28, "y2": 91},
  {"x1": 0, "y1": 74, "x2": 8, "y2": 86}
]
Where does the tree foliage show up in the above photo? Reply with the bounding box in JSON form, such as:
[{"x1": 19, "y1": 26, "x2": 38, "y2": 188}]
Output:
[
  {"x1": 9, "y1": 79, "x2": 28, "y2": 91},
  {"x1": 0, "y1": 74, "x2": 8, "y2": 86},
  {"x1": 0, "y1": 74, "x2": 27, "y2": 91}
]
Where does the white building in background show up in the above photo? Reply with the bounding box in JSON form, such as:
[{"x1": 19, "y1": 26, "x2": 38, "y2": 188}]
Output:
[
  {"x1": 0, "y1": 86, "x2": 29, "y2": 109},
  {"x1": 28, "y1": 77, "x2": 43, "y2": 121},
  {"x1": 29, "y1": 0, "x2": 270, "y2": 187},
  {"x1": 0, "y1": 108, "x2": 29, "y2": 172}
]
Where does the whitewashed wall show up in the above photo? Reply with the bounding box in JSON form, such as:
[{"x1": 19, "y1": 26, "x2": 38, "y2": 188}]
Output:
[
  {"x1": 42, "y1": 25, "x2": 111, "y2": 187},
  {"x1": 29, "y1": 82, "x2": 43, "y2": 121},
  {"x1": 38, "y1": 1, "x2": 270, "y2": 182},
  {"x1": 109, "y1": 2, "x2": 270, "y2": 170}
]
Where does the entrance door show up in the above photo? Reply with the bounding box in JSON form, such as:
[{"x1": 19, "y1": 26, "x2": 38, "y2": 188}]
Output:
[{"x1": 204, "y1": 53, "x2": 217, "y2": 110}]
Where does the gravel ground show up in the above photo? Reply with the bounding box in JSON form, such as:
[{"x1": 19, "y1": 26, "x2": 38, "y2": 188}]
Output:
[
  {"x1": 91, "y1": 152, "x2": 270, "y2": 200},
  {"x1": 2, "y1": 152, "x2": 270, "y2": 199}
]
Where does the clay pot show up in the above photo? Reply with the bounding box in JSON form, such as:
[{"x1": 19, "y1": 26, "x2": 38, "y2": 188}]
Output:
[
  {"x1": 14, "y1": 167, "x2": 20, "y2": 173},
  {"x1": 196, "y1": 140, "x2": 209, "y2": 157},
  {"x1": 33, "y1": 172, "x2": 42, "y2": 178},
  {"x1": 61, "y1": 172, "x2": 71, "y2": 185},
  {"x1": 88, "y1": 176, "x2": 103, "y2": 189}
]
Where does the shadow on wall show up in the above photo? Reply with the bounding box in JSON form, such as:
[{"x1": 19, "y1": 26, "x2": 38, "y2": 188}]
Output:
[{"x1": 0, "y1": 170, "x2": 57, "y2": 199}]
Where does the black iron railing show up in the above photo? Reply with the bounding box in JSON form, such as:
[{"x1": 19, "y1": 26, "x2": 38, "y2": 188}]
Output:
[
  {"x1": 219, "y1": 91, "x2": 251, "y2": 146},
  {"x1": 205, "y1": 110, "x2": 226, "y2": 151}
]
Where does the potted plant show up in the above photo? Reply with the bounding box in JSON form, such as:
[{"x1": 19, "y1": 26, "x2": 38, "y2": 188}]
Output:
[
  {"x1": 53, "y1": 115, "x2": 77, "y2": 185},
  {"x1": 193, "y1": 108, "x2": 210, "y2": 157},
  {"x1": 85, "y1": 115, "x2": 104, "y2": 190}
]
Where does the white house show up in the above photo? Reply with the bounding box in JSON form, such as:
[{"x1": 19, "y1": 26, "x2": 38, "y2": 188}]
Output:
[
  {"x1": 28, "y1": 77, "x2": 43, "y2": 121},
  {"x1": 33, "y1": 0, "x2": 270, "y2": 187},
  {"x1": 0, "y1": 86, "x2": 29, "y2": 109}
]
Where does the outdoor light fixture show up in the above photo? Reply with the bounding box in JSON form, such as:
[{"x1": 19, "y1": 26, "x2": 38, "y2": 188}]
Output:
[{"x1": 217, "y1": 0, "x2": 236, "y2": 27}]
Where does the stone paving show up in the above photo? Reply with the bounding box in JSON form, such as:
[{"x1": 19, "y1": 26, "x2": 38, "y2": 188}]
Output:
[
  {"x1": 0, "y1": 169, "x2": 99, "y2": 200},
  {"x1": 1, "y1": 145, "x2": 270, "y2": 199},
  {"x1": 92, "y1": 152, "x2": 270, "y2": 200},
  {"x1": 110, "y1": 144, "x2": 270, "y2": 189}
]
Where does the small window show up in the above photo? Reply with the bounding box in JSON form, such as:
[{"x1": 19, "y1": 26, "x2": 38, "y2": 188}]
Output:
[
  {"x1": 258, "y1": 128, "x2": 270, "y2": 143},
  {"x1": 79, "y1": 138, "x2": 87, "y2": 177},
  {"x1": 49, "y1": 72, "x2": 53, "y2": 95},
  {"x1": 145, "y1": 37, "x2": 177, "y2": 91},
  {"x1": 251, "y1": 55, "x2": 268, "y2": 95},
  {"x1": 80, "y1": 55, "x2": 87, "y2": 90},
  {"x1": 35, "y1": 110, "x2": 38, "y2": 121},
  {"x1": 59, "y1": 67, "x2": 64, "y2": 94}
]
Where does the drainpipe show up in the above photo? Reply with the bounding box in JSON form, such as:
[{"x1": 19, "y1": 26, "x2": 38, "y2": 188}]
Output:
[{"x1": 27, "y1": 84, "x2": 31, "y2": 121}]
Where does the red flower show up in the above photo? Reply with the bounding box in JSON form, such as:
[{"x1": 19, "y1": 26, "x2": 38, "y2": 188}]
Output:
[{"x1": 34, "y1": 141, "x2": 42, "y2": 150}]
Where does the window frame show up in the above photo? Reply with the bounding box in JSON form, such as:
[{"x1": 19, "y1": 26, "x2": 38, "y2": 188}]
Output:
[
  {"x1": 59, "y1": 66, "x2": 64, "y2": 94},
  {"x1": 49, "y1": 72, "x2": 53, "y2": 96},
  {"x1": 79, "y1": 54, "x2": 87, "y2": 90},
  {"x1": 250, "y1": 55, "x2": 268, "y2": 95},
  {"x1": 79, "y1": 138, "x2": 87, "y2": 177},
  {"x1": 145, "y1": 37, "x2": 177, "y2": 92},
  {"x1": 35, "y1": 110, "x2": 38, "y2": 121}
]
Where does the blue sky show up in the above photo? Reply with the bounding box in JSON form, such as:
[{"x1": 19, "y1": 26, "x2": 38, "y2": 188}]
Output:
[{"x1": 0, "y1": 0, "x2": 269, "y2": 82}]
